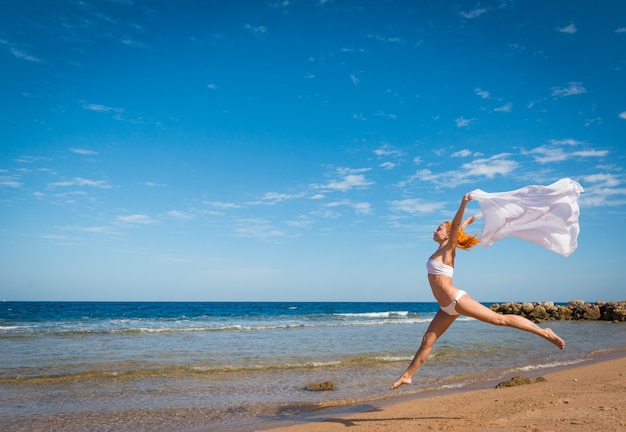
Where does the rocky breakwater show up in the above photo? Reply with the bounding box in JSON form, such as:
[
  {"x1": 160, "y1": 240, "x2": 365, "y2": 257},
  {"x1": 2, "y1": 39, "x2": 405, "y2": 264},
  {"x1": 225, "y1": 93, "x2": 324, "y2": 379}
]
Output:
[{"x1": 489, "y1": 300, "x2": 626, "y2": 323}]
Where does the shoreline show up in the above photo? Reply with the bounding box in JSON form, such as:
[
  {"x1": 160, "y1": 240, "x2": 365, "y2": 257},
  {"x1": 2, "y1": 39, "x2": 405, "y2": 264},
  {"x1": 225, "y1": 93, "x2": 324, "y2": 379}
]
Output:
[
  {"x1": 261, "y1": 348, "x2": 626, "y2": 432},
  {"x1": 1, "y1": 348, "x2": 624, "y2": 431}
]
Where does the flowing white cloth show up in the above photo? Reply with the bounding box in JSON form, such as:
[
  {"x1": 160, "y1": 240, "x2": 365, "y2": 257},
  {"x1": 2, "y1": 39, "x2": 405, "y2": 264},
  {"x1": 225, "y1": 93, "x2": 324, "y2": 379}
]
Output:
[{"x1": 469, "y1": 178, "x2": 583, "y2": 257}]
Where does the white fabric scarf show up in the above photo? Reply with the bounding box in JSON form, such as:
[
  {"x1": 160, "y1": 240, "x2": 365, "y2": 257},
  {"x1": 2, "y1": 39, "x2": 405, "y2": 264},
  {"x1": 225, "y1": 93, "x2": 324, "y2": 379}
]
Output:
[{"x1": 469, "y1": 178, "x2": 583, "y2": 257}]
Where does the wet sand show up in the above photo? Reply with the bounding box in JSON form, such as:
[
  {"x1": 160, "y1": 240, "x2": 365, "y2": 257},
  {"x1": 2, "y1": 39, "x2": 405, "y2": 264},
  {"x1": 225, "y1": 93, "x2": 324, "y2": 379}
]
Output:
[
  {"x1": 265, "y1": 353, "x2": 626, "y2": 432},
  {"x1": 3, "y1": 353, "x2": 625, "y2": 432}
]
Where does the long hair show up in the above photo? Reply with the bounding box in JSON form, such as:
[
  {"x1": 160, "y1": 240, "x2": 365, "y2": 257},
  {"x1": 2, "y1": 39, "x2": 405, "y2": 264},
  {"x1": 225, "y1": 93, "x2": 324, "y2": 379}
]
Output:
[{"x1": 444, "y1": 221, "x2": 480, "y2": 250}]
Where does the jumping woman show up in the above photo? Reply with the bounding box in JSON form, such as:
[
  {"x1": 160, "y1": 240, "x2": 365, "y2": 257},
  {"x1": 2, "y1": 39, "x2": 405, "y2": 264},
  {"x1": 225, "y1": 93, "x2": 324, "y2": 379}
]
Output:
[{"x1": 390, "y1": 193, "x2": 565, "y2": 390}]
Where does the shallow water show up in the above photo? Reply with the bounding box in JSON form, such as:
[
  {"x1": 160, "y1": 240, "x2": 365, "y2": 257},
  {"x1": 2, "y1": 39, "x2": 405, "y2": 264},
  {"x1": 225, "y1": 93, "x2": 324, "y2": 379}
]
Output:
[{"x1": 1, "y1": 302, "x2": 625, "y2": 430}]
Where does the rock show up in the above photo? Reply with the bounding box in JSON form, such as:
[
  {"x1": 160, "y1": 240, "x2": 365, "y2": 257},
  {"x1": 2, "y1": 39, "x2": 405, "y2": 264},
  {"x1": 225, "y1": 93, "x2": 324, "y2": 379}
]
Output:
[
  {"x1": 305, "y1": 381, "x2": 334, "y2": 391},
  {"x1": 489, "y1": 300, "x2": 626, "y2": 322},
  {"x1": 496, "y1": 376, "x2": 546, "y2": 388}
]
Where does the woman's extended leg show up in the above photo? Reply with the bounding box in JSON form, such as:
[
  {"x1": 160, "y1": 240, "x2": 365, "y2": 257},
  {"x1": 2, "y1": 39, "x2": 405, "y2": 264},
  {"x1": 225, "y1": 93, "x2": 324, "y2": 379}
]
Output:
[
  {"x1": 390, "y1": 310, "x2": 457, "y2": 390},
  {"x1": 455, "y1": 295, "x2": 565, "y2": 350}
]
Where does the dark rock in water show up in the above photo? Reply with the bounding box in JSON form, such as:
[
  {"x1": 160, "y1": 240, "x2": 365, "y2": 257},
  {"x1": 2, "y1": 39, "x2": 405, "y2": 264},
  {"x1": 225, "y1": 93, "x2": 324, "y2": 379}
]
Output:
[
  {"x1": 496, "y1": 376, "x2": 546, "y2": 388},
  {"x1": 489, "y1": 300, "x2": 626, "y2": 322},
  {"x1": 305, "y1": 381, "x2": 334, "y2": 391}
]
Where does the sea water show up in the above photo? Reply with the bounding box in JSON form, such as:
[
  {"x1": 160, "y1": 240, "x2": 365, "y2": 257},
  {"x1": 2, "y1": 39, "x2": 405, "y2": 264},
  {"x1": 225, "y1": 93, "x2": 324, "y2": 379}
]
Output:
[{"x1": 1, "y1": 301, "x2": 625, "y2": 431}]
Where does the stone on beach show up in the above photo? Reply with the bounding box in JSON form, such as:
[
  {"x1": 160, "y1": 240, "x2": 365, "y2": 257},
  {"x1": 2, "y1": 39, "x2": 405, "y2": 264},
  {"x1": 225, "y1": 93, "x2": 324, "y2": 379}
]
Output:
[{"x1": 304, "y1": 381, "x2": 334, "y2": 391}]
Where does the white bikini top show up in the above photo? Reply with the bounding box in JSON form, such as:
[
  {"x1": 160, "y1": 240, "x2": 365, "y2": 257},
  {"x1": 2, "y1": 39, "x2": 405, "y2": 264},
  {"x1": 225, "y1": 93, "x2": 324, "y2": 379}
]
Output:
[{"x1": 426, "y1": 259, "x2": 454, "y2": 277}]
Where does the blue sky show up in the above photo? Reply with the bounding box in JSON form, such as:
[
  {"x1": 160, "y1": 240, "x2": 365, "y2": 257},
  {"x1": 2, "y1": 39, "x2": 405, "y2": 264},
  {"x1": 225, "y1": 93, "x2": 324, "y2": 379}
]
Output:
[{"x1": 2, "y1": 0, "x2": 625, "y2": 302}]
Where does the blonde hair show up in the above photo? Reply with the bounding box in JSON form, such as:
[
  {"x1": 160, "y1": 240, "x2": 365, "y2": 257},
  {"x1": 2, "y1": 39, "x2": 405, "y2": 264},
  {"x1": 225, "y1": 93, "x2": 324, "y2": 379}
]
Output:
[{"x1": 444, "y1": 221, "x2": 479, "y2": 250}]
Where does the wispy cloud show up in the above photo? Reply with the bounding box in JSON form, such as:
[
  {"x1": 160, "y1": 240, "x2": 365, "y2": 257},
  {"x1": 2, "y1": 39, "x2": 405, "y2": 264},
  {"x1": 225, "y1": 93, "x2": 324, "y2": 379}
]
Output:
[
  {"x1": 579, "y1": 173, "x2": 626, "y2": 207},
  {"x1": 389, "y1": 198, "x2": 445, "y2": 214},
  {"x1": 558, "y1": 23, "x2": 577, "y2": 34},
  {"x1": 235, "y1": 218, "x2": 286, "y2": 239},
  {"x1": 460, "y1": 8, "x2": 487, "y2": 19},
  {"x1": 70, "y1": 148, "x2": 98, "y2": 155},
  {"x1": 315, "y1": 167, "x2": 373, "y2": 192},
  {"x1": 243, "y1": 24, "x2": 268, "y2": 36},
  {"x1": 9, "y1": 47, "x2": 42, "y2": 62},
  {"x1": 82, "y1": 103, "x2": 124, "y2": 113},
  {"x1": 117, "y1": 214, "x2": 157, "y2": 225},
  {"x1": 619, "y1": 111, "x2": 626, "y2": 119},
  {"x1": 254, "y1": 192, "x2": 303, "y2": 205},
  {"x1": 374, "y1": 143, "x2": 404, "y2": 157},
  {"x1": 525, "y1": 141, "x2": 609, "y2": 164},
  {"x1": 401, "y1": 153, "x2": 518, "y2": 188},
  {"x1": 206, "y1": 201, "x2": 241, "y2": 210},
  {"x1": 474, "y1": 88, "x2": 490, "y2": 99},
  {"x1": 455, "y1": 117, "x2": 476, "y2": 128},
  {"x1": 0, "y1": 176, "x2": 22, "y2": 188},
  {"x1": 48, "y1": 177, "x2": 111, "y2": 188},
  {"x1": 326, "y1": 199, "x2": 372, "y2": 215},
  {"x1": 460, "y1": 154, "x2": 518, "y2": 179},
  {"x1": 552, "y1": 82, "x2": 586, "y2": 98},
  {"x1": 494, "y1": 102, "x2": 513, "y2": 112}
]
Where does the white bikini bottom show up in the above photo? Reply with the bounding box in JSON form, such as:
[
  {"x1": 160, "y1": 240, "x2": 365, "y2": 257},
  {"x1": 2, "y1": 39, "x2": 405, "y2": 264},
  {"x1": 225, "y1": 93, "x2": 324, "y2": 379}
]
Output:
[{"x1": 440, "y1": 290, "x2": 467, "y2": 316}]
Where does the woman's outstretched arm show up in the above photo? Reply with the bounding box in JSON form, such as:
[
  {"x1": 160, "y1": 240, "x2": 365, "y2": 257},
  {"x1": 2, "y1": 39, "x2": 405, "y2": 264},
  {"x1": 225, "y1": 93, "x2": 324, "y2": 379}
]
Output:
[{"x1": 448, "y1": 193, "x2": 472, "y2": 247}]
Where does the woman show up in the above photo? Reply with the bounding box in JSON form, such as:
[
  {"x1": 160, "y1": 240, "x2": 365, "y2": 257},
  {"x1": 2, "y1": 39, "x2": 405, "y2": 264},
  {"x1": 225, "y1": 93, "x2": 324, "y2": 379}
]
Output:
[{"x1": 390, "y1": 193, "x2": 565, "y2": 391}]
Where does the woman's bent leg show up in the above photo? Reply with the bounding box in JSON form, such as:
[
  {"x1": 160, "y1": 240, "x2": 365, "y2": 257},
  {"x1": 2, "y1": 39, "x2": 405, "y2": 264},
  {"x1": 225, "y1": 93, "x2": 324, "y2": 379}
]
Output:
[
  {"x1": 455, "y1": 295, "x2": 565, "y2": 350},
  {"x1": 390, "y1": 310, "x2": 457, "y2": 390}
]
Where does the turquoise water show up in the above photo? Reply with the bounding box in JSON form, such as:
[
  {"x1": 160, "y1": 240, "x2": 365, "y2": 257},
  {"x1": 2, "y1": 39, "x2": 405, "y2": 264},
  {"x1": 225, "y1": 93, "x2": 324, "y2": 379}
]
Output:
[{"x1": 1, "y1": 301, "x2": 625, "y2": 430}]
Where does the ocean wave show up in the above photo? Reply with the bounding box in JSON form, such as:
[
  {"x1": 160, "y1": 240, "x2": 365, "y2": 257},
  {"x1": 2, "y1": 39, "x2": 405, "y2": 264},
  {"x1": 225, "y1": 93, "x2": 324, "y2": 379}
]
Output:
[
  {"x1": 334, "y1": 311, "x2": 410, "y2": 318},
  {"x1": 514, "y1": 358, "x2": 585, "y2": 372}
]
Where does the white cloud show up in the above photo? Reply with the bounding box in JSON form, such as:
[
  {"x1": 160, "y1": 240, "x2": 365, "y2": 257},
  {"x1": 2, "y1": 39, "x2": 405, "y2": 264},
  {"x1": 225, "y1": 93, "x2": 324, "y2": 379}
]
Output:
[
  {"x1": 578, "y1": 173, "x2": 626, "y2": 207},
  {"x1": 452, "y1": 149, "x2": 473, "y2": 158},
  {"x1": 326, "y1": 199, "x2": 372, "y2": 215},
  {"x1": 235, "y1": 218, "x2": 286, "y2": 239},
  {"x1": 244, "y1": 24, "x2": 268, "y2": 36},
  {"x1": 399, "y1": 154, "x2": 518, "y2": 189},
  {"x1": 551, "y1": 82, "x2": 586, "y2": 98},
  {"x1": 461, "y1": 154, "x2": 518, "y2": 179},
  {"x1": 207, "y1": 83, "x2": 218, "y2": 89},
  {"x1": 619, "y1": 112, "x2": 626, "y2": 119},
  {"x1": 9, "y1": 47, "x2": 42, "y2": 62},
  {"x1": 550, "y1": 138, "x2": 582, "y2": 146},
  {"x1": 494, "y1": 102, "x2": 513, "y2": 112},
  {"x1": 70, "y1": 148, "x2": 98, "y2": 155},
  {"x1": 475, "y1": 88, "x2": 490, "y2": 99},
  {"x1": 162, "y1": 210, "x2": 193, "y2": 220},
  {"x1": 0, "y1": 177, "x2": 22, "y2": 188},
  {"x1": 316, "y1": 168, "x2": 373, "y2": 192},
  {"x1": 460, "y1": 8, "x2": 487, "y2": 19},
  {"x1": 616, "y1": 27, "x2": 626, "y2": 33},
  {"x1": 374, "y1": 143, "x2": 403, "y2": 157},
  {"x1": 558, "y1": 23, "x2": 577, "y2": 34},
  {"x1": 48, "y1": 177, "x2": 111, "y2": 188},
  {"x1": 207, "y1": 201, "x2": 241, "y2": 209},
  {"x1": 350, "y1": 74, "x2": 360, "y2": 85},
  {"x1": 258, "y1": 192, "x2": 302, "y2": 205},
  {"x1": 380, "y1": 161, "x2": 396, "y2": 170},
  {"x1": 82, "y1": 103, "x2": 124, "y2": 113},
  {"x1": 455, "y1": 117, "x2": 476, "y2": 128},
  {"x1": 117, "y1": 214, "x2": 157, "y2": 225},
  {"x1": 352, "y1": 202, "x2": 371, "y2": 214},
  {"x1": 526, "y1": 144, "x2": 608, "y2": 164},
  {"x1": 581, "y1": 173, "x2": 619, "y2": 187},
  {"x1": 389, "y1": 198, "x2": 445, "y2": 214}
]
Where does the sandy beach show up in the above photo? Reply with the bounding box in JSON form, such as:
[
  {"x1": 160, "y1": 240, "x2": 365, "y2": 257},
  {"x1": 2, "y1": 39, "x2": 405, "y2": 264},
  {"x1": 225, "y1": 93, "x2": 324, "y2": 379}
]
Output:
[{"x1": 265, "y1": 353, "x2": 626, "y2": 432}]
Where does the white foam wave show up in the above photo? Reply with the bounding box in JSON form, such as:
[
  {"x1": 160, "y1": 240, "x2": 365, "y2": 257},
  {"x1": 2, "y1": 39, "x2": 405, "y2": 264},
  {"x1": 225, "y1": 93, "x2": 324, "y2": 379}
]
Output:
[
  {"x1": 334, "y1": 311, "x2": 410, "y2": 318},
  {"x1": 515, "y1": 358, "x2": 585, "y2": 372}
]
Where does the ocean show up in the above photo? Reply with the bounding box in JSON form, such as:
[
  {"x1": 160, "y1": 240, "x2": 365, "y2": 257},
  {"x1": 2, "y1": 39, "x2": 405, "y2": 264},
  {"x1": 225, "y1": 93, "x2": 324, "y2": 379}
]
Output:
[{"x1": 1, "y1": 301, "x2": 625, "y2": 431}]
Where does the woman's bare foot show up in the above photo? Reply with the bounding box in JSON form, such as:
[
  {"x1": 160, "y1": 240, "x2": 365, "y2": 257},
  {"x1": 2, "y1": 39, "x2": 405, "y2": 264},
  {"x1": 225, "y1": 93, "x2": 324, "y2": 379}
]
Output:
[
  {"x1": 390, "y1": 375, "x2": 412, "y2": 390},
  {"x1": 544, "y1": 328, "x2": 565, "y2": 350}
]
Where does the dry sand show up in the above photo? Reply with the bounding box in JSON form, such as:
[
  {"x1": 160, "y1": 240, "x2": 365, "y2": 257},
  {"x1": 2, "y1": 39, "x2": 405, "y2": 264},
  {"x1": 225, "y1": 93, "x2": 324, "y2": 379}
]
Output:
[{"x1": 264, "y1": 354, "x2": 626, "y2": 432}]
